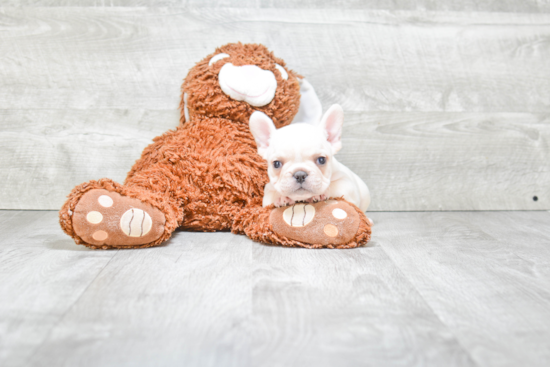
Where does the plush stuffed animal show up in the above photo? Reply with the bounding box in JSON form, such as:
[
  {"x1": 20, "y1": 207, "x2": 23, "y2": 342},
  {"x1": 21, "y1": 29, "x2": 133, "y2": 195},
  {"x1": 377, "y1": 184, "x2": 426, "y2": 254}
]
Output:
[{"x1": 59, "y1": 43, "x2": 371, "y2": 249}]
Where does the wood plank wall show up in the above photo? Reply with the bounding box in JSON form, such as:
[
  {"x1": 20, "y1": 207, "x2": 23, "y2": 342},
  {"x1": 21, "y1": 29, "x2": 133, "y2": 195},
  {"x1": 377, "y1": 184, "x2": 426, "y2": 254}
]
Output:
[{"x1": 0, "y1": 4, "x2": 548, "y2": 210}]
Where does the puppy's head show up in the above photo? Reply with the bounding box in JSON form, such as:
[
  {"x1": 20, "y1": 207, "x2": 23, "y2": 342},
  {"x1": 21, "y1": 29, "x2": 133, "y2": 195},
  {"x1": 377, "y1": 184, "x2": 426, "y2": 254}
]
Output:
[{"x1": 250, "y1": 104, "x2": 344, "y2": 201}]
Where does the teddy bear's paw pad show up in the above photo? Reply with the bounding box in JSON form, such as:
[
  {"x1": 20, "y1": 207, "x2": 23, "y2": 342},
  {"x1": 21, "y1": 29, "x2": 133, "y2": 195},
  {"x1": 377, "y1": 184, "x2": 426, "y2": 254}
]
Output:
[
  {"x1": 270, "y1": 200, "x2": 360, "y2": 246},
  {"x1": 72, "y1": 189, "x2": 165, "y2": 248}
]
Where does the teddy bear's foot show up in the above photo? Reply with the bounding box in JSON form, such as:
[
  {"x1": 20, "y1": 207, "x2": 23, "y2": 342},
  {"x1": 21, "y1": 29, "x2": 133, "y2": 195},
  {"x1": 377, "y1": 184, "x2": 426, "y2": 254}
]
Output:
[
  {"x1": 71, "y1": 189, "x2": 166, "y2": 249},
  {"x1": 269, "y1": 199, "x2": 371, "y2": 248}
]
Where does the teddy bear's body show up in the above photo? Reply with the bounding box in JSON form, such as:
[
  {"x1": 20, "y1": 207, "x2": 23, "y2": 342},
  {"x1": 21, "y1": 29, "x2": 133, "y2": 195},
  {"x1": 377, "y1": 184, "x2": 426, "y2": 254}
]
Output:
[
  {"x1": 125, "y1": 115, "x2": 267, "y2": 232},
  {"x1": 59, "y1": 43, "x2": 371, "y2": 249}
]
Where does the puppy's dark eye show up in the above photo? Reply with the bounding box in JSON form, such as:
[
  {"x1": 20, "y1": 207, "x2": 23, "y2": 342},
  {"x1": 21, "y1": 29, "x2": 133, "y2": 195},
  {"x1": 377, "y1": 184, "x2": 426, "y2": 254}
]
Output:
[
  {"x1": 273, "y1": 161, "x2": 282, "y2": 169},
  {"x1": 316, "y1": 157, "x2": 326, "y2": 165}
]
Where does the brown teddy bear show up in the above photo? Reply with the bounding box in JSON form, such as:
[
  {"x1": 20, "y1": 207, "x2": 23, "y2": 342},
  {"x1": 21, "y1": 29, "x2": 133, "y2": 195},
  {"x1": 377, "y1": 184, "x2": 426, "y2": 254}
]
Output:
[{"x1": 59, "y1": 43, "x2": 371, "y2": 249}]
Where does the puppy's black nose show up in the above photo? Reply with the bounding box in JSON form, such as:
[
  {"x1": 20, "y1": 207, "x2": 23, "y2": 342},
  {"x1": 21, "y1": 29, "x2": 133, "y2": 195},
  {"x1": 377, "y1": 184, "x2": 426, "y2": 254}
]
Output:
[{"x1": 293, "y1": 171, "x2": 308, "y2": 184}]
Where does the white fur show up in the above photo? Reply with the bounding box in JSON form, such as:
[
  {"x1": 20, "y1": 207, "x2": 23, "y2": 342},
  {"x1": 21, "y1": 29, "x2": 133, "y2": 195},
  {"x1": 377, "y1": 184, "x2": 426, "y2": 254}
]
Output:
[{"x1": 249, "y1": 104, "x2": 371, "y2": 212}]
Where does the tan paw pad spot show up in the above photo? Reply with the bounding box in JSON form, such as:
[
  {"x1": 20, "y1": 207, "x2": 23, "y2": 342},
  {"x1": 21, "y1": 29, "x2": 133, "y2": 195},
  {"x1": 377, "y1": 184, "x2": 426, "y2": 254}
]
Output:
[
  {"x1": 98, "y1": 195, "x2": 113, "y2": 207},
  {"x1": 120, "y1": 208, "x2": 153, "y2": 237},
  {"x1": 86, "y1": 211, "x2": 103, "y2": 224},
  {"x1": 282, "y1": 204, "x2": 315, "y2": 227},
  {"x1": 324, "y1": 224, "x2": 339, "y2": 237},
  {"x1": 93, "y1": 230, "x2": 108, "y2": 241},
  {"x1": 332, "y1": 208, "x2": 347, "y2": 219}
]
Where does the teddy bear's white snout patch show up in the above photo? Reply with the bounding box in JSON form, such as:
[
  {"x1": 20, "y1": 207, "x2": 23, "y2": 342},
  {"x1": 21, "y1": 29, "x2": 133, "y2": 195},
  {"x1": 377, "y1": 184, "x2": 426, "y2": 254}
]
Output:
[{"x1": 218, "y1": 63, "x2": 277, "y2": 107}]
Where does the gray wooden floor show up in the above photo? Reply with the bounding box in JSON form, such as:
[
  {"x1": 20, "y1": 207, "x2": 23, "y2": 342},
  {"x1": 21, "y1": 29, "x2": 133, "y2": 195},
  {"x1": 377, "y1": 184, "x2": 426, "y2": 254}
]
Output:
[{"x1": 1, "y1": 210, "x2": 549, "y2": 367}]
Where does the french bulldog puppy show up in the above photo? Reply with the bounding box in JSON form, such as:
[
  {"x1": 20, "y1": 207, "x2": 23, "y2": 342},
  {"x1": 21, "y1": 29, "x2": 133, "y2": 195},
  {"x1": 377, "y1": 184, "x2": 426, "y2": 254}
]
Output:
[{"x1": 249, "y1": 104, "x2": 371, "y2": 212}]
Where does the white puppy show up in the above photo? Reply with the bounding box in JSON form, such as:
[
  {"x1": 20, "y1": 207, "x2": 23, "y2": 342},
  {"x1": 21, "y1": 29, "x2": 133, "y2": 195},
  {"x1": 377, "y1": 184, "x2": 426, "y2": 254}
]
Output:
[{"x1": 249, "y1": 104, "x2": 371, "y2": 212}]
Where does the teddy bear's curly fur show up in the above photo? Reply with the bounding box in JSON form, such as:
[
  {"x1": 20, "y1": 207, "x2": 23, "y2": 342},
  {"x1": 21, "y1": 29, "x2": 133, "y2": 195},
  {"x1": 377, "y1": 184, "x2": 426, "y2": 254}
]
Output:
[{"x1": 59, "y1": 43, "x2": 371, "y2": 249}]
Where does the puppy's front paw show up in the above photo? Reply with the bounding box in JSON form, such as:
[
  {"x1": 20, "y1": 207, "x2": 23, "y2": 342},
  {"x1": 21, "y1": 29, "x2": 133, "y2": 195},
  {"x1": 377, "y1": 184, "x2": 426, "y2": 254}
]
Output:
[
  {"x1": 306, "y1": 194, "x2": 327, "y2": 203},
  {"x1": 274, "y1": 196, "x2": 296, "y2": 207}
]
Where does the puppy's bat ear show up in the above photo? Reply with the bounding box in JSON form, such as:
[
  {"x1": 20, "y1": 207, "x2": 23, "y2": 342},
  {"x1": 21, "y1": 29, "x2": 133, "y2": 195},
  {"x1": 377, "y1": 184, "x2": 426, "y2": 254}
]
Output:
[
  {"x1": 249, "y1": 111, "x2": 276, "y2": 159},
  {"x1": 320, "y1": 104, "x2": 344, "y2": 153}
]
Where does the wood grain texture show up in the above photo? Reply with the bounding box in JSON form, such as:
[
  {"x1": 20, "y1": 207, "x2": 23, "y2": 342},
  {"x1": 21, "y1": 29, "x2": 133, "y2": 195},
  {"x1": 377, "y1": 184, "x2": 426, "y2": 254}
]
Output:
[
  {"x1": 0, "y1": 109, "x2": 179, "y2": 210},
  {"x1": 2, "y1": 0, "x2": 550, "y2": 13},
  {"x1": 250, "y1": 244, "x2": 474, "y2": 367},
  {"x1": 0, "y1": 211, "x2": 116, "y2": 367},
  {"x1": 26, "y1": 230, "x2": 254, "y2": 367},
  {"x1": 340, "y1": 111, "x2": 550, "y2": 211},
  {"x1": 2, "y1": 210, "x2": 550, "y2": 366},
  {"x1": 1, "y1": 109, "x2": 548, "y2": 211},
  {"x1": 375, "y1": 210, "x2": 550, "y2": 367},
  {"x1": 1, "y1": 210, "x2": 477, "y2": 367},
  {"x1": 0, "y1": 7, "x2": 548, "y2": 211},
  {"x1": 0, "y1": 8, "x2": 548, "y2": 112}
]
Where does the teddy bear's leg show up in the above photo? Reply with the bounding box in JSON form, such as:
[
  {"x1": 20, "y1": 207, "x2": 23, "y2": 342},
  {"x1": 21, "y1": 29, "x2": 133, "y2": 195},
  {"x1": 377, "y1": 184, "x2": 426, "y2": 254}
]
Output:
[
  {"x1": 59, "y1": 178, "x2": 182, "y2": 249},
  {"x1": 232, "y1": 198, "x2": 371, "y2": 249}
]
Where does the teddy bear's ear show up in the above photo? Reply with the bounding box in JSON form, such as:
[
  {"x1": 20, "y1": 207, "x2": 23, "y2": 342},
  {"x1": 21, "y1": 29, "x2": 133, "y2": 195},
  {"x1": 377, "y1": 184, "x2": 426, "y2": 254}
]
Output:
[
  {"x1": 249, "y1": 111, "x2": 276, "y2": 159},
  {"x1": 291, "y1": 78, "x2": 323, "y2": 125}
]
